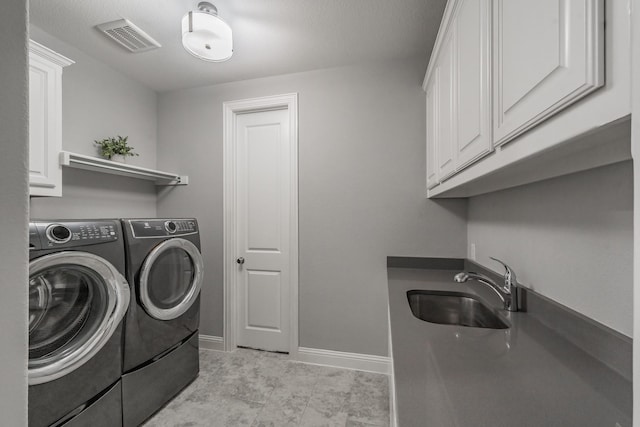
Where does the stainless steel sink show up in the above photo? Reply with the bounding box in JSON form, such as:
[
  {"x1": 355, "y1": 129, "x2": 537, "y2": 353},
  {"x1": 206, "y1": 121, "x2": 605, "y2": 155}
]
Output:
[{"x1": 407, "y1": 290, "x2": 509, "y2": 329}]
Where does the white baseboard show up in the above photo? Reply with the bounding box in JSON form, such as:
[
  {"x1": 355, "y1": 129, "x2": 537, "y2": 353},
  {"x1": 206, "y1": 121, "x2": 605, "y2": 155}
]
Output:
[
  {"x1": 199, "y1": 334, "x2": 225, "y2": 351},
  {"x1": 296, "y1": 347, "x2": 390, "y2": 374},
  {"x1": 197, "y1": 337, "x2": 390, "y2": 374}
]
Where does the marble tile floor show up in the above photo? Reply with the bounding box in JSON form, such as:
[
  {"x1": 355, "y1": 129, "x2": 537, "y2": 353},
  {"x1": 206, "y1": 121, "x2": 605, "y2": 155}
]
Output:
[{"x1": 144, "y1": 348, "x2": 390, "y2": 427}]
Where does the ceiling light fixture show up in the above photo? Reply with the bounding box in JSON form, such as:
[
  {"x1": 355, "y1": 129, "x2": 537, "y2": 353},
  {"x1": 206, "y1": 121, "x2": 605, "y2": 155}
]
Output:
[{"x1": 182, "y1": 2, "x2": 233, "y2": 62}]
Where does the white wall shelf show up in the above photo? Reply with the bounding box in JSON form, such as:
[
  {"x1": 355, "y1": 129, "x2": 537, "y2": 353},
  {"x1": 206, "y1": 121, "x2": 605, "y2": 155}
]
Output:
[{"x1": 60, "y1": 151, "x2": 188, "y2": 186}]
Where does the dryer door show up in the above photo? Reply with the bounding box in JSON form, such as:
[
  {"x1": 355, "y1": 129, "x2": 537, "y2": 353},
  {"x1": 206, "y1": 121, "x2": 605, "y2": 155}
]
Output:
[
  {"x1": 28, "y1": 251, "x2": 130, "y2": 385},
  {"x1": 138, "y1": 238, "x2": 204, "y2": 320}
]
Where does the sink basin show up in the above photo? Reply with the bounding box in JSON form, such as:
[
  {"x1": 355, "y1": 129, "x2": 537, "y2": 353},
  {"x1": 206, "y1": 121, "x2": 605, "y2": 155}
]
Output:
[{"x1": 407, "y1": 290, "x2": 509, "y2": 329}]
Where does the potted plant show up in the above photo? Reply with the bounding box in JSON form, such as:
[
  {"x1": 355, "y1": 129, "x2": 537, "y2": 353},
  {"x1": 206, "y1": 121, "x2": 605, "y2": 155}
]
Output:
[{"x1": 94, "y1": 135, "x2": 139, "y2": 162}]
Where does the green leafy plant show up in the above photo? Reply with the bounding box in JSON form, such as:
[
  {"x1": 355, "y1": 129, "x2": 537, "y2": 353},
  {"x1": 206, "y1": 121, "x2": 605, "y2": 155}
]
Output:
[{"x1": 94, "y1": 135, "x2": 139, "y2": 160}]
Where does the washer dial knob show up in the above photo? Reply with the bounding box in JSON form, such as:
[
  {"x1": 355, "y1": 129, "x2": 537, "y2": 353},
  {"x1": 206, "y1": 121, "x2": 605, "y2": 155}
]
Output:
[
  {"x1": 46, "y1": 225, "x2": 72, "y2": 243},
  {"x1": 164, "y1": 221, "x2": 177, "y2": 234}
]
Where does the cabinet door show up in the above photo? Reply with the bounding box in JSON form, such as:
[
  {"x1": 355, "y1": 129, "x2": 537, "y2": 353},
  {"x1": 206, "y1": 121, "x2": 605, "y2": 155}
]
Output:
[
  {"x1": 28, "y1": 41, "x2": 73, "y2": 197},
  {"x1": 436, "y1": 31, "x2": 456, "y2": 181},
  {"x1": 455, "y1": 0, "x2": 492, "y2": 168},
  {"x1": 425, "y1": 72, "x2": 439, "y2": 190},
  {"x1": 29, "y1": 54, "x2": 62, "y2": 196},
  {"x1": 493, "y1": 0, "x2": 604, "y2": 146}
]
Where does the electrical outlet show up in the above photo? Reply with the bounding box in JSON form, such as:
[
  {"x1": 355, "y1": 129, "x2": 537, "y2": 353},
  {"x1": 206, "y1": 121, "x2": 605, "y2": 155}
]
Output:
[{"x1": 469, "y1": 243, "x2": 476, "y2": 261}]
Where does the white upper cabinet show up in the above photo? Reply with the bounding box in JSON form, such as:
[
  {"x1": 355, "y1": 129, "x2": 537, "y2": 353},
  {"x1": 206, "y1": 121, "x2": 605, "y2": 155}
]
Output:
[
  {"x1": 455, "y1": 0, "x2": 492, "y2": 168},
  {"x1": 435, "y1": 31, "x2": 456, "y2": 181},
  {"x1": 29, "y1": 40, "x2": 74, "y2": 197},
  {"x1": 425, "y1": 72, "x2": 439, "y2": 190},
  {"x1": 492, "y1": 0, "x2": 604, "y2": 146},
  {"x1": 424, "y1": 0, "x2": 491, "y2": 191},
  {"x1": 424, "y1": 0, "x2": 625, "y2": 198}
]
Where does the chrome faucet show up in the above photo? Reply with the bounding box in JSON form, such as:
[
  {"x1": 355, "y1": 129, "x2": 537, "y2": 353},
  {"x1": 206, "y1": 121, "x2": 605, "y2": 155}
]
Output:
[{"x1": 453, "y1": 257, "x2": 520, "y2": 312}]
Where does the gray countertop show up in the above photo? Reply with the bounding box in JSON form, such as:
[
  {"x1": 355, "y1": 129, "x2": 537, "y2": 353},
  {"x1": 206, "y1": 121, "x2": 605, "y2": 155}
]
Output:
[{"x1": 388, "y1": 265, "x2": 631, "y2": 427}]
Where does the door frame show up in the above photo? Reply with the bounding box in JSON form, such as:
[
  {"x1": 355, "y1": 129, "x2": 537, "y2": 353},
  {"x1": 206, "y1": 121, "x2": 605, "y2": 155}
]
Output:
[{"x1": 222, "y1": 93, "x2": 299, "y2": 357}]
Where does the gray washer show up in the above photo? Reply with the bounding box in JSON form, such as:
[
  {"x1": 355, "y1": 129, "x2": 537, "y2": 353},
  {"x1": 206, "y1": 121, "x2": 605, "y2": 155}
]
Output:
[
  {"x1": 28, "y1": 219, "x2": 130, "y2": 427},
  {"x1": 120, "y1": 218, "x2": 203, "y2": 427}
]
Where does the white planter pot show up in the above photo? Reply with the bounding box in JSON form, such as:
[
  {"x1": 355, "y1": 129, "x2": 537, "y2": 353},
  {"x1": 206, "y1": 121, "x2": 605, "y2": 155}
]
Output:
[{"x1": 111, "y1": 154, "x2": 126, "y2": 163}]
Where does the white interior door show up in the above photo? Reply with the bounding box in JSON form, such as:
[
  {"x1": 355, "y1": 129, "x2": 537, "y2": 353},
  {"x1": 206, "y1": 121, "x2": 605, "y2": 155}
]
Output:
[{"x1": 235, "y1": 108, "x2": 291, "y2": 352}]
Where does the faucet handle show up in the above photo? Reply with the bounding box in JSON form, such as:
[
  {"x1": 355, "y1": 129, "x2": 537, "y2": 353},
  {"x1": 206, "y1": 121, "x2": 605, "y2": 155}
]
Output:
[{"x1": 489, "y1": 257, "x2": 517, "y2": 289}]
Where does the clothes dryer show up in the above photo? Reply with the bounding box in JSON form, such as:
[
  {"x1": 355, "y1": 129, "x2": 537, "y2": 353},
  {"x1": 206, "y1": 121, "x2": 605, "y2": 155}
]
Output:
[
  {"x1": 120, "y1": 218, "x2": 203, "y2": 427},
  {"x1": 28, "y1": 220, "x2": 130, "y2": 427}
]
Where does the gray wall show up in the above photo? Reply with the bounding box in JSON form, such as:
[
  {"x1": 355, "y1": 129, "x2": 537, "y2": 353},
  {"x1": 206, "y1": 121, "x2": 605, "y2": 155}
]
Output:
[
  {"x1": 29, "y1": 25, "x2": 158, "y2": 219},
  {"x1": 157, "y1": 60, "x2": 468, "y2": 356},
  {"x1": 630, "y1": 3, "x2": 639, "y2": 418},
  {"x1": 0, "y1": 0, "x2": 29, "y2": 423},
  {"x1": 31, "y1": 169, "x2": 158, "y2": 219},
  {"x1": 467, "y1": 161, "x2": 634, "y2": 337}
]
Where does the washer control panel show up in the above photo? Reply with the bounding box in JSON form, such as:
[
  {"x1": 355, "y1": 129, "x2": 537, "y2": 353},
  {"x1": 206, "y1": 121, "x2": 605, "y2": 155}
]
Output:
[
  {"x1": 128, "y1": 219, "x2": 198, "y2": 238},
  {"x1": 31, "y1": 220, "x2": 119, "y2": 249}
]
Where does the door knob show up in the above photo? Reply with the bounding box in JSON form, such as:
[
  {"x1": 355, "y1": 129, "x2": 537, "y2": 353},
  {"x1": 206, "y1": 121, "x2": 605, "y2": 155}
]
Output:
[{"x1": 236, "y1": 257, "x2": 245, "y2": 265}]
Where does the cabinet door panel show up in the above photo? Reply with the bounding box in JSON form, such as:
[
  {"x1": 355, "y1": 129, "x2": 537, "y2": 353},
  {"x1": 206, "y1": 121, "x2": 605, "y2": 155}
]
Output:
[
  {"x1": 456, "y1": 0, "x2": 492, "y2": 168},
  {"x1": 493, "y1": 0, "x2": 604, "y2": 146},
  {"x1": 28, "y1": 41, "x2": 72, "y2": 197},
  {"x1": 28, "y1": 56, "x2": 61, "y2": 196},
  {"x1": 426, "y1": 73, "x2": 438, "y2": 190},
  {"x1": 501, "y1": 1, "x2": 560, "y2": 112},
  {"x1": 436, "y1": 31, "x2": 456, "y2": 181},
  {"x1": 29, "y1": 67, "x2": 48, "y2": 184}
]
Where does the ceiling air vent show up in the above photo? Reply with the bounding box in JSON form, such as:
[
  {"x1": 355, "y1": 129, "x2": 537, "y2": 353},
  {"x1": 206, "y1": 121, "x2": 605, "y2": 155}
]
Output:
[{"x1": 96, "y1": 19, "x2": 161, "y2": 53}]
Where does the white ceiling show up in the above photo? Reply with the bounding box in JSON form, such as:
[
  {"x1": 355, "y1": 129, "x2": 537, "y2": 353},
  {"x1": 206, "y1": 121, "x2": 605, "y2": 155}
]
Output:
[{"x1": 29, "y1": 0, "x2": 446, "y2": 93}]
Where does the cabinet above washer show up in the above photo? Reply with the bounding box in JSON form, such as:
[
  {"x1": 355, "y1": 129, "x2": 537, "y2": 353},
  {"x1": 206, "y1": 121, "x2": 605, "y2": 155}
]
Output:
[{"x1": 29, "y1": 40, "x2": 74, "y2": 197}]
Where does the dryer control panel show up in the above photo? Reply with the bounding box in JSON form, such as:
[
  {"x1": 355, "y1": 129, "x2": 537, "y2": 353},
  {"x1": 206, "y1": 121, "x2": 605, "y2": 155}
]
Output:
[
  {"x1": 30, "y1": 220, "x2": 119, "y2": 249},
  {"x1": 127, "y1": 219, "x2": 198, "y2": 238}
]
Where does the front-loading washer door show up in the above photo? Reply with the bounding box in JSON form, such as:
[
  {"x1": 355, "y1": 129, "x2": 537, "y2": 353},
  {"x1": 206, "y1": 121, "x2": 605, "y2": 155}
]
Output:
[
  {"x1": 28, "y1": 251, "x2": 130, "y2": 385},
  {"x1": 138, "y1": 238, "x2": 203, "y2": 321}
]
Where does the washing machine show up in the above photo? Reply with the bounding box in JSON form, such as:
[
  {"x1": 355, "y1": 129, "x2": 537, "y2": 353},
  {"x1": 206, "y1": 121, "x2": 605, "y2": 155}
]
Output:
[
  {"x1": 28, "y1": 220, "x2": 130, "y2": 427},
  {"x1": 120, "y1": 218, "x2": 204, "y2": 426}
]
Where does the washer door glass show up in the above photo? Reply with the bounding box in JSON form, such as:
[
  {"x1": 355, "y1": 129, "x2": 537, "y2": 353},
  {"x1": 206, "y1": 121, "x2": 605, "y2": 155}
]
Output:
[
  {"x1": 28, "y1": 252, "x2": 130, "y2": 385},
  {"x1": 29, "y1": 265, "x2": 105, "y2": 358},
  {"x1": 139, "y1": 238, "x2": 203, "y2": 321}
]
